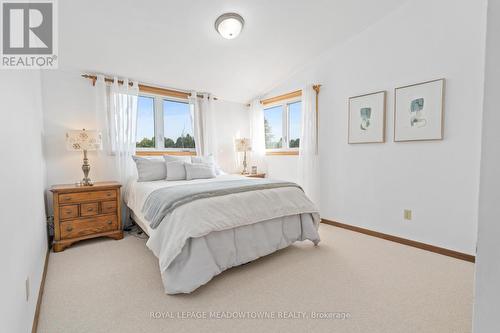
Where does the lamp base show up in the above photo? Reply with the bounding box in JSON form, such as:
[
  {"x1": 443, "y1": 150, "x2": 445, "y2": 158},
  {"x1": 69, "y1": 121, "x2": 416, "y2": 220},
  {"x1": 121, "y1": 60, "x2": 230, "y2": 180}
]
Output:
[
  {"x1": 241, "y1": 150, "x2": 248, "y2": 174},
  {"x1": 81, "y1": 179, "x2": 94, "y2": 186},
  {"x1": 81, "y1": 149, "x2": 93, "y2": 186}
]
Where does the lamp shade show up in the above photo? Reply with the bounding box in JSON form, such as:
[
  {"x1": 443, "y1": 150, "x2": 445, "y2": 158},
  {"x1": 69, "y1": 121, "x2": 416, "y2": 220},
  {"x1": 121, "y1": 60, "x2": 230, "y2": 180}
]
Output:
[
  {"x1": 66, "y1": 129, "x2": 102, "y2": 151},
  {"x1": 235, "y1": 138, "x2": 252, "y2": 152}
]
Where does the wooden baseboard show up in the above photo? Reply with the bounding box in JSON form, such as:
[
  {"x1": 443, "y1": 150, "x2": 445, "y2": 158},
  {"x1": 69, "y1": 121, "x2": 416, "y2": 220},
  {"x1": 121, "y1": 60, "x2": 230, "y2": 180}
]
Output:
[
  {"x1": 32, "y1": 248, "x2": 49, "y2": 333},
  {"x1": 321, "y1": 219, "x2": 475, "y2": 263}
]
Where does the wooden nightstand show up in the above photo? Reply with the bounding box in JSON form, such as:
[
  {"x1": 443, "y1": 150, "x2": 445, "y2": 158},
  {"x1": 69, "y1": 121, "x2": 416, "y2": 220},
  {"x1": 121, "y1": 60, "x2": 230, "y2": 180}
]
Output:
[
  {"x1": 51, "y1": 181, "x2": 123, "y2": 252},
  {"x1": 244, "y1": 173, "x2": 266, "y2": 178}
]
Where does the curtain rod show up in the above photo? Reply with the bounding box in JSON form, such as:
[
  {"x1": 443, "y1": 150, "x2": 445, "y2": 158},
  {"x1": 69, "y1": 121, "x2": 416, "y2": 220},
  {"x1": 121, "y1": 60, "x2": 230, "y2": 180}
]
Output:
[
  {"x1": 81, "y1": 74, "x2": 217, "y2": 100},
  {"x1": 260, "y1": 85, "x2": 321, "y2": 105}
]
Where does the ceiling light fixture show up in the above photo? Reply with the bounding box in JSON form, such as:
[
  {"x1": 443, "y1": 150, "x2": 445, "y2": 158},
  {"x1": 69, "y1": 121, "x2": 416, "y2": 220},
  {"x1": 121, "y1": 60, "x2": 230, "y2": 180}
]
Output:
[{"x1": 215, "y1": 13, "x2": 244, "y2": 40}]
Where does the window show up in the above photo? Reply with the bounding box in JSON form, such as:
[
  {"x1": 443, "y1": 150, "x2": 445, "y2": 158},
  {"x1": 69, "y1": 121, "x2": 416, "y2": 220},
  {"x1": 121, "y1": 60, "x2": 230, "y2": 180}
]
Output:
[
  {"x1": 264, "y1": 105, "x2": 283, "y2": 149},
  {"x1": 163, "y1": 100, "x2": 195, "y2": 149},
  {"x1": 135, "y1": 94, "x2": 196, "y2": 151},
  {"x1": 136, "y1": 96, "x2": 156, "y2": 148},
  {"x1": 264, "y1": 100, "x2": 301, "y2": 151},
  {"x1": 288, "y1": 101, "x2": 301, "y2": 148}
]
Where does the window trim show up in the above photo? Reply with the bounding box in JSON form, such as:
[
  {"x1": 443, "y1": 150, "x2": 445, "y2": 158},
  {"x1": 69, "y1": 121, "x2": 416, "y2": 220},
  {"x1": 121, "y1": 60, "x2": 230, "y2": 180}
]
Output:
[
  {"x1": 265, "y1": 150, "x2": 299, "y2": 156},
  {"x1": 261, "y1": 90, "x2": 302, "y2": 106},
  {"x1": 135, "y1": 150, "x2": 196, "y2": 156},
  {"x1": 135, "y1": 93, "x2": 196, "y2": 154},
  {"x1": 264, "y1": 97, "x2": 301, "y2": 156}
]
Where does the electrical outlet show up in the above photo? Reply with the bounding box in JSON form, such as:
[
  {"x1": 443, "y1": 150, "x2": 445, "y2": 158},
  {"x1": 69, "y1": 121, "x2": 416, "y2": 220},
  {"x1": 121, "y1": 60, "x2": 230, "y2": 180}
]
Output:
[
  {"x1": 25, "y1": 277, "x2": 30, "y2": 301},
  {"x1": 404, "y1": 209, "x2": 412, "y2": 221}
]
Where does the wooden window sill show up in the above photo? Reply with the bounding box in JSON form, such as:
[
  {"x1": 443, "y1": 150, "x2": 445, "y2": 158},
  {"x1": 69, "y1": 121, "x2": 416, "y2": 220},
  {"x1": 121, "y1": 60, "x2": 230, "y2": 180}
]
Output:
[
  {"x1": 265, "y1": 150, "x2": 299, "y2": 156},
  {"x1": 135, "y1": 151, "x2": 196, "y2": 156}
]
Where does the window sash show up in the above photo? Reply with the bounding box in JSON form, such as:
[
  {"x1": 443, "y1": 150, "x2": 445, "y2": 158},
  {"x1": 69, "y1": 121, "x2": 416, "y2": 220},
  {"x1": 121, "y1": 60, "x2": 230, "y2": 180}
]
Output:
[
  {"x1": 287, "y1": 101, "x2": 301, "y2": 148},
  {"x1": 264, "y1": 98, "x2": 301, "y2": 152},
  {"x1": 135, "y1": 95, "x2": 156, "y2": 149},
  {"x1": 136, "y1": 93, "x2": 196, "y2": 152}
]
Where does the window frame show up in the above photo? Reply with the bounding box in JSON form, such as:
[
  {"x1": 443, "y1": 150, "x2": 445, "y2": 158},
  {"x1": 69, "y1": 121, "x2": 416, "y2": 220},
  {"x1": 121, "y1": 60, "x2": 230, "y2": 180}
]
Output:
[
  {"x1": 264, "y1": 97, "x2": 301, "y2": 156},
  {"x1": 135, "y1": 93, "x2": 196, "y2": 155}
]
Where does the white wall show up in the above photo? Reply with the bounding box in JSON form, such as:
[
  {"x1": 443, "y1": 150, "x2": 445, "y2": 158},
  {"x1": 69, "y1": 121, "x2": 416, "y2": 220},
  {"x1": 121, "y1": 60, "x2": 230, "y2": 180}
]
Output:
[
  {"x1": 262, "y1": 0, "x2": 487, "y2": 254},
  {"x1": 211, "y1": 100, "x2": 250, "y2": 173},
  {"x1": 473, "y1": 0, "x2": 500, "y2": 331},
  {"x1": 42, "y1": 70, "x2": 116, "y2": 188},
  {"x1": 41, "y1": 70, "x2": 249, "y2": 190},
  {"x1": 0, "y1": 71, "x2": 48, "y2": 333}
]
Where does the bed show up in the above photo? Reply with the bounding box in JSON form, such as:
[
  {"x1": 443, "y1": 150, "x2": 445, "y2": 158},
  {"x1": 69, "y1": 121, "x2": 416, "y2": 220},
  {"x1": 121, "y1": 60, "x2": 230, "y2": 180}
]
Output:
[{"x1": 125, "y1": 174, "x2": 320, "y2": 294}]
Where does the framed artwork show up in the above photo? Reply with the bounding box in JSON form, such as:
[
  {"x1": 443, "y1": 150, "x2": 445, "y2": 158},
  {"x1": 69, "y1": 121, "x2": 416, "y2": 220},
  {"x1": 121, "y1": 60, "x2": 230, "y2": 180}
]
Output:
[
  {"x1": 348, "y1": 91, "x2": 386, "y2": 144},
  {"x1": 394, "y1": 78, "x2": 445, "y2": 142}
]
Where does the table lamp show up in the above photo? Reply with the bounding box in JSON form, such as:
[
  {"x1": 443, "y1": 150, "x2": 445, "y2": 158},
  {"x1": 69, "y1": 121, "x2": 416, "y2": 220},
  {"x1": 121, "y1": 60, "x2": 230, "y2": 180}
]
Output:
[
  {"x1": 66, "y1": 129, "x2": 102, "y2": 186},
  {"x1": 235, "y1": 138, "x2": 252, "y2": 174}
]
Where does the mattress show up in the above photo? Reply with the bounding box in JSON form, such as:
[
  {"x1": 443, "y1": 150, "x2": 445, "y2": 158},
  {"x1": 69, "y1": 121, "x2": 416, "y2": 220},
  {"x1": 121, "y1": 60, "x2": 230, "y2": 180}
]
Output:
[
  {"x1": 125, "y1": 175, "x2": 320, "y2": 294},
  {"x1": 130, "y1": 210, "x2": 152, "y2": 236}
]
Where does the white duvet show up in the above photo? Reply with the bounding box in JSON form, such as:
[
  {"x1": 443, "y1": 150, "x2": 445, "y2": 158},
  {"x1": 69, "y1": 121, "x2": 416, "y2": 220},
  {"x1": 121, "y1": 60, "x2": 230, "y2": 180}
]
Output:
[{"x1": 126, "y1": 175, "x2": 320, "y2": 294}]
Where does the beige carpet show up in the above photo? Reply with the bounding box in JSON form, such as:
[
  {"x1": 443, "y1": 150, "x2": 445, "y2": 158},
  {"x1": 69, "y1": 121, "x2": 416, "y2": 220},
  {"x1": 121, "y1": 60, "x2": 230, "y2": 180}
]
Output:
[{"x1": 37, "y1": 225, "x2": 474, "y2": 333}]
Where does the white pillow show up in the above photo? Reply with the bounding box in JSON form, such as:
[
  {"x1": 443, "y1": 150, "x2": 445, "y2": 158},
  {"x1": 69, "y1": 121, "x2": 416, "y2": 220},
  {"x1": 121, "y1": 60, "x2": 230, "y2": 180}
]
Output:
[
  {"x1": 191, "y1": 155, "x2": 223, "y2": 175},
  {"x1": 163, "y1": 155, "x2": 190, "y2": 179},
  {"x1": 185, "y1": 163, "x2": 216, "y2": 180},
  {"x1": 132, "y1": 156, "x2": 167, "y2": 182},
  {"x1": 165, "y1": 161, "x2": 187, "y2": 181}
]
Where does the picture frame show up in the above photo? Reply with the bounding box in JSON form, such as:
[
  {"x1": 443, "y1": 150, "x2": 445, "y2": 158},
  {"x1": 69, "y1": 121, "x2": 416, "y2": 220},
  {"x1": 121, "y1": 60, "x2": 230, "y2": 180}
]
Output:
[
  {"x1": 394, "y1": 78, "x2": 445, "y2": 142},
  {"x1": 348, "y1": 91, "x2": 386, "y2": 144}
]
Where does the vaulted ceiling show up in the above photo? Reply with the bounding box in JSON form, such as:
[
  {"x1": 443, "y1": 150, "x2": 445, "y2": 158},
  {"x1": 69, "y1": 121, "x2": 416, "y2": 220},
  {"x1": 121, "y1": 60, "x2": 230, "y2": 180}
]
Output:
[{"x1": 59, "y1": 0, "x2": 405, "y2": 102}]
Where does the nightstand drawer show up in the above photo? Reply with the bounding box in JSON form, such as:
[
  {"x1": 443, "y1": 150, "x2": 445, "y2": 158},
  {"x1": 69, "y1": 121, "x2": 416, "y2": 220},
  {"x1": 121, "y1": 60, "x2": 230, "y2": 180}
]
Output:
[
  {"x1": 246, "y1": 173, "x2": 266, "y2": 178},
  {"x1": 60, "y1": 215, "x2": 118, "y2": 239},
  {"x1": 59, "y1": 205, "x2": 79, "y2": 219},
  {"x1": 101, "y1": 201, "x2": 117, "y2": 214},
  {"x1": 59, "y1": 190, "x2": 116, "y2": 204},
  {"x1": 80, "y1": 202, "x2": 99, "y2": 216}
]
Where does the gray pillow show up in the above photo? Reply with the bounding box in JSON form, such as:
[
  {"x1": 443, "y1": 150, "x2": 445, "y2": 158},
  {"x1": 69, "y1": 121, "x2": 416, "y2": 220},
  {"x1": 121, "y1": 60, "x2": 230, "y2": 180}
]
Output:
[
  {"x1": 185, "y1": 163, "x2": 216, "y2": 180},
  {"x1": 132, "y1": 156, "x2": 167, "y2": 182},
  {"x1": 163, "y1": 155, "x2": 184, "y2": 163},
  {"x1": 166, "y1": 161, "x2": 186, "y2": 181},
  {"x1": 191, "y1": 155, "x2": 222, "y2": 175}
]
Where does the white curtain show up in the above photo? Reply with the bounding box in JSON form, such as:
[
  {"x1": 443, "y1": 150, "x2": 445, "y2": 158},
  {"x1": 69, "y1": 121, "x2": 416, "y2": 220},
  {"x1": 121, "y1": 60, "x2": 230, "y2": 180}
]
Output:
[
  {"x1": 200, "y1": 94, "x2": 216, "y2": 157},
  {"x1": 249, "y1": 99, "x2": 266, "y2": 172},
  {"x1": 96, "y1": 75, "x2": 138, "y2": 227},
  {"x1": 189, "y1": 91, "x2": 203, "y2": 156},
  {"x1": 188, "y1": 92, "x2": 216, "y2": 157},
  {"x1": 109, "y1": 77, "x2": 139, "y2": 185},
  {"x1": 298, "y1": 85, "x2": 320, "y2": 207}
]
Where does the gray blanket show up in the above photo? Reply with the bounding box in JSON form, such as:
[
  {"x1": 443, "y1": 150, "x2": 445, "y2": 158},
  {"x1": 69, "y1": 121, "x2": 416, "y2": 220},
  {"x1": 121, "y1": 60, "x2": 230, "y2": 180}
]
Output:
[{"x1": 142, "y1": 178, "x2": 302, "y2": 229}]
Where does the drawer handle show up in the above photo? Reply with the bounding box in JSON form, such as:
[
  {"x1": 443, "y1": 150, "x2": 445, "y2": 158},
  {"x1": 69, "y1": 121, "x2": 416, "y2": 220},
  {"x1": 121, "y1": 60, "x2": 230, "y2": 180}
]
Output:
[
  {"x1": 106, "y1": 193, "x2": 112, "y2": 197},
  {"x1": 66, "y1": 226, "x2": 73, "y2": 232},
  {"x1": 87, "y1": 207, "x2": 94, "y2": 211},
  {"x1": 107, "y1": 220, "x2": 112, "y2": 225}
]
